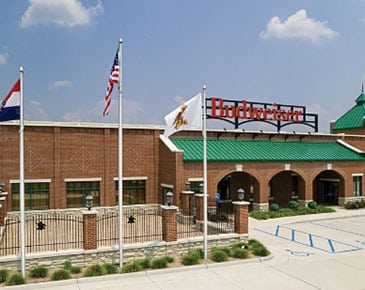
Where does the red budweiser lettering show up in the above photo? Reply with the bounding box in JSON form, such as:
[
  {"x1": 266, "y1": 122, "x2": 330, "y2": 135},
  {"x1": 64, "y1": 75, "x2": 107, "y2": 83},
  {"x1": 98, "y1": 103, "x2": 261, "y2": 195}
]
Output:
[{"x1": 210, "y1": 97, "x2": 303, "y2": 122}]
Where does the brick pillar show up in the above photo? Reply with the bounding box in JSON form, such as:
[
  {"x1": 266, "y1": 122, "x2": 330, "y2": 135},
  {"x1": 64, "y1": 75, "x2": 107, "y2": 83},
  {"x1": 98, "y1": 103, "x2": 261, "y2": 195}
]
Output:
[
  {"x1": 194, "y1": 194, "x2": 204, "y2": 221},
  {"x1": 181, "y1": 190, "x2": 194, "y2": 216},
  {"x1": 0, "y1": 193, "x2": 8, "y2": 227},
  {"x1": 83, "y1": 210, "x2": 97, "y2": 250},
  {"x1": 161, "y1": 205, "x2": 177, "y2": 242},
  {"x1": 232, "y1": 201, "x2": 250, "y2": 234}
]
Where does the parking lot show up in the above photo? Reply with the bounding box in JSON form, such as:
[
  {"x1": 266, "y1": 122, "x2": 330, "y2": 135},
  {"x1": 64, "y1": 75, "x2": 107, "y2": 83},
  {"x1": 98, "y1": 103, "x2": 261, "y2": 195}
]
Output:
[{"x1": 252, "y1": 215, "x2": 365, "y2": 255}]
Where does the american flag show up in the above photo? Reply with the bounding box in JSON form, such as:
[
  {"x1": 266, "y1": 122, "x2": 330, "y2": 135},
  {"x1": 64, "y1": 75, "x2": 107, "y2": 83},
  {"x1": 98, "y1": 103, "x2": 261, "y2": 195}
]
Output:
[{"x1": 103, "y1": 48, "x2": 120, "y2": 116}]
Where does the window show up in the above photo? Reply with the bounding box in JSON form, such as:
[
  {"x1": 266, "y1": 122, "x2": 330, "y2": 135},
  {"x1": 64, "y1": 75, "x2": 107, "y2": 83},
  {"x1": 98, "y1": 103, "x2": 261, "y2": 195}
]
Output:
[
  {"x1": 116, "y1": 179, "x2": 146, "y2": 205},
  {"x1": 291, "y1": 174, "x2": 298, "y2": 196},
  {"x1": 353, "y1": 175, "x2": 362, "y2": 197},
  {"x1": 188, "y1": 180, "x2": 203, "y2": 194},
  {"x1": 66, "y1": 181, "x2": 100, "y2": 208},
  {"x1": 11, "y1": 182, "x2": 50, "y2": 211}
]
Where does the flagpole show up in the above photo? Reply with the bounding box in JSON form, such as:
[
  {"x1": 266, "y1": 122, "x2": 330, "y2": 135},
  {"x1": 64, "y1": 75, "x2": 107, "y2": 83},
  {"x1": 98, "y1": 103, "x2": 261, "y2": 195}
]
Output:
[
  {"x1": 117, "y1": 38, "x2": 124, "y2": 268},
  {"x1": 19, "y1": 66, "x2": 26, "y2": 277},
  {"x1": 202, "y1": 84, "x2": 208, "y2": 261}
]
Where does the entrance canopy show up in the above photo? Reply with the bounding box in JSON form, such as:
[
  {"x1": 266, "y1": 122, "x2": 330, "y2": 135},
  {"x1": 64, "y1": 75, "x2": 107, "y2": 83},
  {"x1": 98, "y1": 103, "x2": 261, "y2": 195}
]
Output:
[{"x1": 170, "y1": 138, "x2": 365, "y2": 162}]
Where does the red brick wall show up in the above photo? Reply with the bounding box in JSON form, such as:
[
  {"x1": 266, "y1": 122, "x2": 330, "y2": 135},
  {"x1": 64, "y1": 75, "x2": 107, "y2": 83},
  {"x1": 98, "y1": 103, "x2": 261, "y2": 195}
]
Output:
[
  {"x1": 0, "y1": 123, "x2": 164, "y2": 210},
  {"x1": 2, "y1": 122, "x2": 365, "y2": 211}
]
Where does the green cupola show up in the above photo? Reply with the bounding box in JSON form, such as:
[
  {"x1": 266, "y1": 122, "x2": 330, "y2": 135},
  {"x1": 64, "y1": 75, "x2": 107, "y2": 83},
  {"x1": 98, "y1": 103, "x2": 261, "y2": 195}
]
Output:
[{"x1": 332, "y1": 88, "x2": 365, "y2": 131}]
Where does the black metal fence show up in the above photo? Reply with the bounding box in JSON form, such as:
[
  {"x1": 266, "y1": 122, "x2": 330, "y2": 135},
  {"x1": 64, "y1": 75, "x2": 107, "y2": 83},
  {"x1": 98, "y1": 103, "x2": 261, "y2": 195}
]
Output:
[
  {"x1": 0, "y1": 203, "x2": 235, "y2": 257},
  {"x1": 0, "y1": 212, "x2": 83, "y2": 256},
  {"x1": 97, "y1": 206, "x2": 163, "y2": 247}
]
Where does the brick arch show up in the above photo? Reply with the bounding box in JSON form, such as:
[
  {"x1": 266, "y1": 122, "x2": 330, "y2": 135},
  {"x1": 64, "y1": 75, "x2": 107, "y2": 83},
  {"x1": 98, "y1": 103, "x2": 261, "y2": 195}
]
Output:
[
  {"x1": 210, "y1": 170, "x2": 260, "y2": 202},
  {"x1": 267, "y1": 170, "x2": 306, "y2": 208},
  {"x1": 312, "y1": 169, "x2": 346, "y2": 205}
]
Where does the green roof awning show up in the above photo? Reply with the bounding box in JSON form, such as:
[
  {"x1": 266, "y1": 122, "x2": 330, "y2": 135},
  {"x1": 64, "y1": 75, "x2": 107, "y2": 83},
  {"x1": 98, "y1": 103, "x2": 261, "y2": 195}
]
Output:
[
  {"x1": 333, "y1": 93, "x2": 365, "y2": 131},
  {"x1": 170, "y1": 138, "x2": 365, "y2": 162}
]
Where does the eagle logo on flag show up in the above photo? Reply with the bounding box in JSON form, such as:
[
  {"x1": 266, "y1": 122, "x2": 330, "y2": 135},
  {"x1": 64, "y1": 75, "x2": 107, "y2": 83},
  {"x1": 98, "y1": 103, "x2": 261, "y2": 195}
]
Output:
[{"x1": 173, "y1": 103, "x2": 189, "y2": 129}]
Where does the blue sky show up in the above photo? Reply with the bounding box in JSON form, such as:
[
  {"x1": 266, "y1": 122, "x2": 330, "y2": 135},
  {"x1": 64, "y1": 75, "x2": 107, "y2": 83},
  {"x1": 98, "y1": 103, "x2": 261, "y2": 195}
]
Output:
[{"x1": 0, "y1": 0, "x2": 364, "y2": 133}]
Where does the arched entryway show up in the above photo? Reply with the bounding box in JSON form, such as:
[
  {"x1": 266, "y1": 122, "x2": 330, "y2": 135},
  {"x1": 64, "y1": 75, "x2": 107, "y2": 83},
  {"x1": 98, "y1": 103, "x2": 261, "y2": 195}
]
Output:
[
  {"x1": 313, "y1": 170, "x2": 344, "y2": 205},
  {"x1": 268, "y1": 171, "x2": 305, "y2": 208},
  {"x1": 216, "y1": 172, "x2": 259, "y2": 203}
]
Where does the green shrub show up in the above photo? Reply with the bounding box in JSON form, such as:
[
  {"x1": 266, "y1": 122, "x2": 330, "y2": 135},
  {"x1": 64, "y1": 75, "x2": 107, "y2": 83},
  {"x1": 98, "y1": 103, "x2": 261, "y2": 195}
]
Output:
[
  {"x1": 84, "y1": 264, "x2": 105, "y2": 277},
  {"x1": 6, "y1": 273, "x2": 26, "y2": 285},
  {"x1": 231, "y1": 242, "x2": 247, "y2": 249},
  {"x1": 249, "y1": 240, "x2": 270, "y2": 257},
  {"x1": 163, "y1": 255, "x2": 174, "y2": 264},
  {"x1": 51, "y1": 269, "x2": 71, "y2": 281},
  {"x1": 63, "y1": 259, "x2": 81, "y2": 274},
  {"x1": 210, "y1": 248, "x2": 228, "y2": 263},
  {"x1": 150, "y1": 257, "x2": 168, "y2": 269},
  {"x1": 63, "y1": 260, "x2": 72, "y2": 269},
  {"x1": 181, "y1": 249, "x2": 202, "y2": 266},
  {"x1": 308, "y1": 201, "x2": 317, "y2": 209},
  {"x1": 102, "y1": 263, "x2": 119, "y2": 274},
  {"x1": 230, "y1": 247, "x2": 249, "y2": 259},
  {"x1": 0, "y1": 269, "x2": 10, "y2": 283},
  {"x1": 121, "y1": 261, "x2": 143, "y2": 273},
  {"x1": 269, "y1": 203, "x2": 280, "y2": 211},
  {"x1": 29, "y1": 265, "x2": 48, "y2": 278},
  {"x1": 134, "y1": 258, "x2": 151, "y2": 269},
  {"x1": 288, "y1": 201, "x2": 299, "y2": 210}
]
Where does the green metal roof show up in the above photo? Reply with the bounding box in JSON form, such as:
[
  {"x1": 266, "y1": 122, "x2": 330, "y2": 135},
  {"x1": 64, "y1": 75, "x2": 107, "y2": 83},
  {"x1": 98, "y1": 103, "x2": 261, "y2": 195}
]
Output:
[
  {"x1": 332, "y1": 93, "x2": 365, "y2": 131},
  {"x1": 170, "y1": 138, "x2": 365, "y2": 162}
]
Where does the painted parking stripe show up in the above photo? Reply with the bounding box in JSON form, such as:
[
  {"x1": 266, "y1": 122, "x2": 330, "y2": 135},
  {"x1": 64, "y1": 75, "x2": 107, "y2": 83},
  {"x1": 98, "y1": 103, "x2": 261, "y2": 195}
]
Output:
[
  {"x1": 310, "y1": 221, "x2": 365, "y2": 238},
  {"x1": 253, "y1": 225, "x2": 362, "y2": 254}
]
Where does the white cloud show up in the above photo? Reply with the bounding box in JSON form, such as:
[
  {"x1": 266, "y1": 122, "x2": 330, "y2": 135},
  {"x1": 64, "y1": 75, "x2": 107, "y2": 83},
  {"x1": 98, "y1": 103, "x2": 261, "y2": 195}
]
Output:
[
  {"x1": 49, "y1": 80, "x2": 73, "y2": 90},
  {"x1": 20, "y1": 0, "x2": 103, "y2": 28},
  {"x1": 259, "y1": 9, "x2": 338, "y2": 42},
  {"x1": 62, "y1": 98, "x2": 145, "y2": 124},
  {"x1": 0, "y1": 51, "x2": 8, "y2": 66},
  {"x1": 123, "y1": 99, "x2": 144, "y2": 123},
  {"x1": 25, "y1": 100, "x2": 49, "y2": 120}
]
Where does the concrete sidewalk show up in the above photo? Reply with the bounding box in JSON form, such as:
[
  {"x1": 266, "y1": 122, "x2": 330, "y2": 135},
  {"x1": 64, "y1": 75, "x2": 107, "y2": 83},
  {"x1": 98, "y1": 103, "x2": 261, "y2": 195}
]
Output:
[{"x1": 4, "y1": 208, "x2": 365, "y2": 290}]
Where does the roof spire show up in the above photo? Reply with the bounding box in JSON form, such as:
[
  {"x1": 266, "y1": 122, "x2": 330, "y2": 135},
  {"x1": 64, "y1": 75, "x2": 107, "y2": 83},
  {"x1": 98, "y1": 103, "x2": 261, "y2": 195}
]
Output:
[{"x1": 362, "y1": 82, "x2": 364, "y2": 94}]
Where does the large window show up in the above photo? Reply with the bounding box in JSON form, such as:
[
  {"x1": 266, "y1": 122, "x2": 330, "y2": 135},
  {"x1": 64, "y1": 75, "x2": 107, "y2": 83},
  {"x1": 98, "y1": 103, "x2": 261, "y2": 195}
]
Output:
[
  {"x1": 353, "y1": 174, "x2": 362, "y2": 197},
  {"x1": 11, "y1": 181, "x2": 50, "y2": 211},
  {"x1": 66, "y1": 180, "x2": 100, "y2": 208},
  {"x1": 115, "y1": 178, "x2": 146, "y2": 205}
]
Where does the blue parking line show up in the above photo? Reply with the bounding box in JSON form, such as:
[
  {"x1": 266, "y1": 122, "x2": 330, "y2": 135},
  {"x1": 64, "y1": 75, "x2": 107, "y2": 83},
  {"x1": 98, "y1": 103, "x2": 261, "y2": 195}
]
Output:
[
  {"x1": 308, "y1": 234, "x2": 313, "y2": 248},
  {"x1": 310, "y1": 221, "x2": 365, "y2": 238},
  {"x1": 275, "y1": 225, "x2": 280, "y2": 236},
  {"x1": 253, "y1": 225, "x2": 362, "y2": 254}
]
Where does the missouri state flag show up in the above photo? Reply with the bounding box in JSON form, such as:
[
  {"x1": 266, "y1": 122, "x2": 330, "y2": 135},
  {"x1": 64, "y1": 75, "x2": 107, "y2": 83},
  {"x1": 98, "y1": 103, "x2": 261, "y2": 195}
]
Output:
[
  {"x1": 163, "y1": 93, "x2": 202, "y2": 137},
  {"x1": 0, "y1": 79, "x2": 21, "y2": 122}
]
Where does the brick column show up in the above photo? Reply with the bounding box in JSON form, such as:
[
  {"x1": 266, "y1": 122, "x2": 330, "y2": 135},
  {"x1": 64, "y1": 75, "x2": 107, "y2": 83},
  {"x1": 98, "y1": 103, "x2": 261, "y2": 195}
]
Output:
[
  {"x1": 0, "y1": 193, "x2": 8, "y2": 226},
  {"x1": 194, "y1": 194, "x2": 204, "y2": 221},
  {"x1": 161, "y1": 205, "x2": 177, "y2": 242},
  {"x1": 83, "y1": 210, "x2": 97, "y2": 250},
  {"x1": 181, "y1": 190, "x2": 194, "y2": 216},
  {"x1": 232, "y1": 201, "x2": 250, "y2": 234}
]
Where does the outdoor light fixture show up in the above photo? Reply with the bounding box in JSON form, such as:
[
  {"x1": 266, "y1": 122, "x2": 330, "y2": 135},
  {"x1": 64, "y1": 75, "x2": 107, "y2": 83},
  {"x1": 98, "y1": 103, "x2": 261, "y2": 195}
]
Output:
[
  {"x1": 166, "y1": 191, "x2": 173, "y2": 206},
  {"x1": 199, "y1": 183, "x2": 203, "y2": 194},
  {"x1": 85, "y1": 194, "x2": 93, "y2": 210},
  {"x1": 237, "y1": 188, "x2": 245, "y2": 202},
  {"x1": 185, "y1": 180, "x2": 191, "y2": 191}
]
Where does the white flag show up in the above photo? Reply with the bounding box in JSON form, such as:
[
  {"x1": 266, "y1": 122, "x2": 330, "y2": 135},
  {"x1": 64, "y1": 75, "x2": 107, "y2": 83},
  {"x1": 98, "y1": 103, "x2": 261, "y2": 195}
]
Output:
[{"x1": 164, "y1": 93, "x2": 202, "y2": 137}]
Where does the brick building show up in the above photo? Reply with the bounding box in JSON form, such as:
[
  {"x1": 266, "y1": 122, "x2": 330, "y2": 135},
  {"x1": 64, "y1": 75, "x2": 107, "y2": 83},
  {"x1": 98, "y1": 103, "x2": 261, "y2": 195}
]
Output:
[{"x1": 1, "y1": 92, "x2": 365, "y2": 212}]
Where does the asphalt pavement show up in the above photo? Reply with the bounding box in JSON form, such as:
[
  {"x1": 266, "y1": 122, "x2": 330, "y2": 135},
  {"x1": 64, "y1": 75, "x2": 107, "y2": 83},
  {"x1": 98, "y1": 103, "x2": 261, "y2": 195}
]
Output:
[{"x1": 4, "y1": 207, "x2": 365, "y2": 290}]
